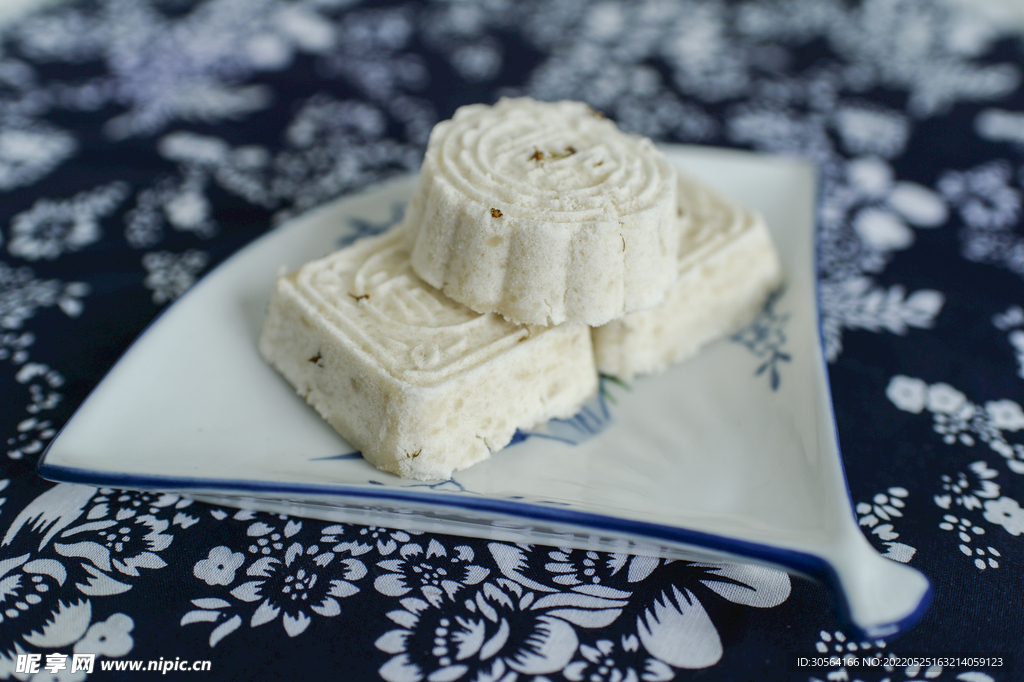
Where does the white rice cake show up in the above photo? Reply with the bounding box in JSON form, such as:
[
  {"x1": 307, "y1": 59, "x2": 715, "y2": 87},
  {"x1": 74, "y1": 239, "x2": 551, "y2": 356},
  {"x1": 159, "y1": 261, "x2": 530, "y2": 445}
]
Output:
[
  {"x1": 259, "y1": 228, "x2": 598, "y2": 480},
  {"x1": 592, "y1": 173, "x2": 784, "y2": 380},
  {"x1": 403, "y1": 97, "x2": 683, "y2": 327}
]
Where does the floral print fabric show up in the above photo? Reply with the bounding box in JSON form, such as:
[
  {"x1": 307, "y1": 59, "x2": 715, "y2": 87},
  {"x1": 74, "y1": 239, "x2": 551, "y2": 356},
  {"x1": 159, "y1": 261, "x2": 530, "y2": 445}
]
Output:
[{"x1": 1, "y1": 0, "x2": 1022, "y2": 679}]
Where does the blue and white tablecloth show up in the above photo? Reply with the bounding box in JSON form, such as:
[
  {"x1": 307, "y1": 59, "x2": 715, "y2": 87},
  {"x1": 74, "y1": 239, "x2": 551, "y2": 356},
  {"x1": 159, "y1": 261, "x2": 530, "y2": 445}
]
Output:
[{"x1": 1, "y1": 0, "x2": 1022, "y2": 679}]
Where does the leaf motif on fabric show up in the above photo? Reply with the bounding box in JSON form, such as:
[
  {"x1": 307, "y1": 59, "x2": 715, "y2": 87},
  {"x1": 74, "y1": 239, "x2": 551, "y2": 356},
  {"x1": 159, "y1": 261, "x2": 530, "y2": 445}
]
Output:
[
  {"x1": 121, "y1": 551, "x2": 167, "y2": 574},
  {"x1": 544, "y1": 607, "x2": 621, "y2": 628},
  {"x1": 505, "y1": 614, "x2": 577, "y2": 675},
  {"x1": 180, "y1": 610, "x2": 220, "y2": 625},
  {"x1": 819, "y1": 277, "x2": 944, "y2": 361},
  {"x1": 2, "y1": 483, "x2": 96, "y2": 550},
  {"x1": 386, "y1": 608, "x2": 419, "y2": 629},
  {"x1": 378, "y1": 653, "x2": 422, "y2": 682},
  {"x1": 251, "y1": 598, "x2": 280, "y2": 627},
  {"x1": 247, "y1": 556, "x2": 278, "y2": 578},
  {"x1": 882, "y1": 542, "x2": 917, "y2": 563},
  {"x1": 328, "y1": 579, "x2": 359, "y2": 599},
  {"x1": 463, "y1": 565, "x2": 489, "y2": 586},
  {"x1": 637, "y1": 586, "x2": 722, "y2": 669},
  {"x1": 230, "y1": 580, "x2": 263, "y2": 602},
  {"x1": 311, "y1": 596, "x2": 341, "y2": 617},
  {"x1": 375, "y1": 629, "x2": 410, "y2": 655},
  {"x1": 530, "y1": 593, "x2": 628, "y2": 611},
  {"x1": 627, "y1": 555, "x2": 659, "y2": 583},
  {"x1": 23, "y1": 599, "x2": 92, "y2": 648},
  {"x1": 282, "y1": 611, "x2": 311, "y2": 637},
  {"x1": 479, "y1": 618, "x2": 510, "y2": 661},
  {"x1": 488, "y1": 543, "x2": 556, "y2": 593},
  {"x1": 209, "y1": 614, "x2": 241, "y2": 647},
  {"x1": 375, "y1": 573, "x2": 411, "y2": 597},
  {"x1": 76, "y1": 563, "x2": 131, "y2": 596},
  {"x1": 571, "y1": 584, "x2": 631, "y2": 600},
  {"x1": 23, "y1": 559, "x2": 67, "y2": 586},
  {"x1": 693, "y1": 563, "x2": 791, "y2": 607},
  {"x1": 0, "y1": 553, "x2": 30, "y2": 580}
]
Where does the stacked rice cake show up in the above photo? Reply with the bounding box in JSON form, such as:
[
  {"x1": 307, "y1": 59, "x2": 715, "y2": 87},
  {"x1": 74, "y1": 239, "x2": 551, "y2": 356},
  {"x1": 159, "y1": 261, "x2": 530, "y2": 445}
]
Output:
[{"x1": 260, "y1": 97, "x2": 782, "y2": 480}]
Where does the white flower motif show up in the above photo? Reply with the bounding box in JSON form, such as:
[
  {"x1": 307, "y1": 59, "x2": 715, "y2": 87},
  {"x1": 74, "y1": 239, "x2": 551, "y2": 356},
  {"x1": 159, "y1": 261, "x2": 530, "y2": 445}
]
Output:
[
  {"x1": 938, "y1": 511, "x2": 1003, "y2": 570},
  {"x1": 937, "y1": 514, "x2": 1000, "y2": 569},
  {"x1": 227, "y1": 540, "x2": 366, "y2": 638},
  {"x1": 818, "y1": 278, "x2": 943, "y2": 362},
  {"x1": 939, "y1": 514, "x2": 985, "y2": 544},
  {"x1": 7, "y1": 182, "x2": 129, "y2": 261},
  {"x1": 244, "y1": 519, "x2": 297, "y2": 557},
  {"x1": 19, "y1": 489, "x2": 184, "y2": 599},
  {"x1": 329, "y1": 524, "x2": 418, "y2": 556},
  {"x1": 635, "y1": 563, "x2": 790, "y2": 669},
  {"x1": 887, "y1": 377, "x2": 1024, "y2": 471},
  {"x1": 985, "y1": 400, "x2": 1024, "y2": 432},
  {"x1": 15, "y1": 362, "x2": 65, "y2": 416},
  {"x1": 0, "y1": 556, "x2": 76, "y2": 634},
  {"x1": 983, "y1": 497, "x2": 1024, "y2": 536},
  {"x1": 938, "y1": 161, "x2": 1020, "y2": 230},
  {"x1": 490, "y1": 544, "x2": 790, "y2": 671},
  {"x1": 74, "y1": 613, "x2": 134, "y2": 657},
  {"x1": 962, "y1": 544, "x2": 1002, "y2": 571},
  {"x1": 565, "y1": 636, "x2": 674, "y2": 682},
  {"x1": 374, "y1": 538, "x2": 488, "y2": 606},
  {"x1": 17, "y1": 0, "x2": 341, "y2": 140},
  {"x1": 183, "y1": 521, "x2": 372, "y2": 646},
  {"x1": 270, "y1": 96, "x2": 422, "y2": 218},
  {"x1": 141, "y1": 249, "x2": 209, "y2": 304},
  {"x1": 375, "y1": 578, "x2": 579, "y2": 682},
  {"x1": 6, "y1": 417, "x2": 58, "y2": 460},
  {"x1": 886, "y1": 375, "x2": 928, "y2": 413},
  {"x1": 194, "y1": 546, "x2": 245, "y2": 586},
  {"x1": 0, "y1": 262, "x2": 89, "y2": 330},
  {"x1": 54, "y1": 512, "x2": 171, "y2": 580},
  {"x1": 926, "y1": 383, "x2": 967, "y2": 414},
  {"x1": 935, "y1": 462, "x2": 1001, "y2": 511},
  {"x1": 543, "y1": 548, "x2": 622, "y2": 587},
  {"x1": 857, "y1": 487, "x2": 914, "y2": 561}
]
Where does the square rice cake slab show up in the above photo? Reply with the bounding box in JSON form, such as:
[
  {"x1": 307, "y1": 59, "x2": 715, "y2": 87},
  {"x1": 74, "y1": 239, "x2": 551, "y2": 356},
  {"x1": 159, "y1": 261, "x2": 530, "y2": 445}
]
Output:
[{"x1": 259, "y1": 228, "x2": 597, "y2": 480}]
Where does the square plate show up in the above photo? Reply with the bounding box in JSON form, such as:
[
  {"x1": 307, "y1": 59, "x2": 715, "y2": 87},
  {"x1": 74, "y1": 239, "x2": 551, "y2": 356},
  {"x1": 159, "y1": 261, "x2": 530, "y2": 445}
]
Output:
[{"x1": 39, "y1": 145, "x2": 931, "y2": 637}]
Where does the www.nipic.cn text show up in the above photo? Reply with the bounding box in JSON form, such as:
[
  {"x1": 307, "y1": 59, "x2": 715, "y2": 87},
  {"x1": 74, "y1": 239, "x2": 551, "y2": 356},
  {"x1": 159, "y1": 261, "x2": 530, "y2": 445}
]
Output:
[{"x1": 16, "y1": 653, "x2": 212, "y2": 675}]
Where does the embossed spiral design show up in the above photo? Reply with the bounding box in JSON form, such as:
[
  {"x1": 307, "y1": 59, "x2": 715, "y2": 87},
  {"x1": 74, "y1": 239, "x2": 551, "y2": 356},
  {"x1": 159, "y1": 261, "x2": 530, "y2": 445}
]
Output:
[
  {"x1": 403, "y1": 97, "x2": 683, "y2": 327},
  {"x1": 299, "y1": 231, "x2": 526, "y2": 381},
  {"x1": 435, "y1": 99, "x2": 671, "y2": 220}
]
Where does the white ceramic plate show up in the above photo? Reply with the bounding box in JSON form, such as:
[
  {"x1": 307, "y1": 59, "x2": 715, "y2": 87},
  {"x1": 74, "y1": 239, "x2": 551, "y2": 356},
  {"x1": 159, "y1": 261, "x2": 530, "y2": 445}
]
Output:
[{"x1": 39, "y1": 145, "x2": 931, "y2": 638}]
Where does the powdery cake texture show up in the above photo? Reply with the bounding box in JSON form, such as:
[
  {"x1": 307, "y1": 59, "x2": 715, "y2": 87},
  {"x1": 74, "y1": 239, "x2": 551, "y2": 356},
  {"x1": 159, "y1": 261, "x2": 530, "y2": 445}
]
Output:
[
  {"x1": 592, "y1": 172, "x2": 784, "y2": 380},
  {"x1": 259, "y1": 229, "x2": 598, "y2": 480},
  {"x1": 403, "y1": 97, "x2": 682, "y2": 326}
]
